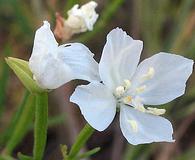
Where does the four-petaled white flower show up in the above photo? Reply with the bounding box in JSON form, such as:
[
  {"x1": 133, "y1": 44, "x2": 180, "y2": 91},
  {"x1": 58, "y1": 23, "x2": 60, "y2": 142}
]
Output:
[
  {"x1": 70, "y1": 28, "x2": 194, "y2": 145},
  {"x1": 65, "y1": 1, "x2": 99, "y2": 33},
  {"x1": 29, "y1": 21, "x2": 99, "y2": 89}
]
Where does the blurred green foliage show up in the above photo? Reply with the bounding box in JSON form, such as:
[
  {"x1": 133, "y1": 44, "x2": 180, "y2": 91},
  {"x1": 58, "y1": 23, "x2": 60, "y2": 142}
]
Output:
[{"x1": 0, "y1": 0, "x2": 195, "y2": 160}]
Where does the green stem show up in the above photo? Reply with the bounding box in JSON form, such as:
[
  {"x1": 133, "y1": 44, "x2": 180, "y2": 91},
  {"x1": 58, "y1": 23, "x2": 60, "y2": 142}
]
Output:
[
  {"x1": 68, "y1": 123, "x2": 94, "y2": 160},
  {"x1": 33, "y1": 92, "x2": 48, "y2": 160}
]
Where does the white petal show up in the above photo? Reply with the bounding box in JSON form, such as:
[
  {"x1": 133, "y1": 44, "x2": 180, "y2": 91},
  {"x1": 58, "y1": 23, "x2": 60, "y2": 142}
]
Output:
[
  {"x1": 29, "y1": 21, "x2": 99, "y2": 89},
  {"x1": 31, "y1": 55, "x2": 73, "y2": 89},
  {"x1": 99, "y1": 28, "x2": 143, "y2": 90},
  {"x1": 29, "y1": 21, "x2": 58, "y2": 78},
  {"x1": 120, "y1": 105, "x2": 174, "y2": 145},
  {"x1": 30, "y1": 21, "x2": 58, "y2": 60},
  {"x1": 29, "y1": 21, "x2": 72, "y2": 89},
  {"x1": 132, "y1": 52, "x2": 194, "y2": 105},
  {"x1": 70, "y1": 82, "x2": 116, "y2": 131},
  {"x1": 58, "y1": 43, "x2": 100, "y2": 82}
]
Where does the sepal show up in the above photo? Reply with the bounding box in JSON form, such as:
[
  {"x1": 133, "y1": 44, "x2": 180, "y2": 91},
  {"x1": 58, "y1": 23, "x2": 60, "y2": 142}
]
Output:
[{"x1": 5, "y1": 57, "x2": 46, "y2": 93}]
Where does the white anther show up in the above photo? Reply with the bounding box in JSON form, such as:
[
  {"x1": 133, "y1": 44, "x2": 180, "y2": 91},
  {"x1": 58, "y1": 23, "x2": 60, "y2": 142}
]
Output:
[
  {"x1": 136, "y1": 85, "x2": 146, "y2": 94},
  {"x1": 135, "y1": 105, "x2": 146, "y2": 112},
  {"x1": 115, "y1": 86, "x2": 125, "y2": 97},
  {"x1": 123, "y1": 96, "x2": 132, "y2": 104},
  {"x1": 142, "y1": 67, "x2": 155, "y2": 80},
  {"x1": 124, "y1": 79, "x2": 131, "y2": 89},
  {"x1": 131, "y1": 97, "x2": 146, "y2": 112},
  {"x1": 127, "y1": 119, "x2": 138, "y2": 133},
  {"x1": 146, "y1": 107, "x2": 166, "y2": 116}
]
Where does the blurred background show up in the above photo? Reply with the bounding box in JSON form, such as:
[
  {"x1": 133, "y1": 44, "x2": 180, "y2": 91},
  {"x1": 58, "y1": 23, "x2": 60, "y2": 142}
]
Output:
[{"x1": 0, "y1": 0, "x2": 195, "y2": 159}]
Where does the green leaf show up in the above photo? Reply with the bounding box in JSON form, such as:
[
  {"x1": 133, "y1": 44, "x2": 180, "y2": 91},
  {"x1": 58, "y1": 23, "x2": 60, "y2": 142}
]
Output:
[
  {"x1": 77, "y1": 147, "x2": 100, "y2": 159},
  {"x1": 4, "y1": 94, "x2": 35, "y2": 155},
  {"x1": 0, "y1": 91, "x2": 29, "y2": 145},
  {"x1": 68, "y1": 123, "x2": 94, "y2": 160},
  {"x1": 5, "y1": 57, "x2": 45, "y2": 93}
]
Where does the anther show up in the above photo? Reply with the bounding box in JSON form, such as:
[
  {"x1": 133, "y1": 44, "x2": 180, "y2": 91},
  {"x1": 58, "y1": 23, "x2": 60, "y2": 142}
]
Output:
[
  {"x1": 124, "y1": 79, "x2": 131, "y2": 89},
  {"x1": 135, "y1": 105, "x2": 146, "y2": 112},
  {"x1": 146, "y1": 107, "x2": 166, "y2": 116},
  {"x1": 123, "y1": 96, "x2": 132, "y2": 104}
]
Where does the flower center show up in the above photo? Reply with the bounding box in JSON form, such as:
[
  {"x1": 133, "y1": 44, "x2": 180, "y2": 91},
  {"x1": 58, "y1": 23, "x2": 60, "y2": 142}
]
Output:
[
  {"x1": 114, "y1": 79, "x2": 132, "y2": 102},
  {"x1": 114, "y1": 67, "x2": 166, "y2": 116}
]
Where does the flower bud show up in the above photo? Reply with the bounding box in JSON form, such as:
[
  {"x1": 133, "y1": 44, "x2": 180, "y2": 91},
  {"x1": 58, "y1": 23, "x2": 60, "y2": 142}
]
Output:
[{"x1": 65, "y1": 1, "x2": 99, "y2": 33}]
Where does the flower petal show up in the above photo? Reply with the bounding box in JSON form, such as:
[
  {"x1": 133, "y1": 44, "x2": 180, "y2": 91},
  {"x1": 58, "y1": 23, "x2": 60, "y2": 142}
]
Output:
[
  {"x1": 30, "y1": 21, "x2": 58, "y2": 60},
  {"x1": 29, "y1": 21, "x2": 73, "y2": 89},
  {"x1": 132, "y1": 52, "x2": 194, "y2": 105},
  {"x1": 58, "y1": 43, "x2": 100, "y2": 82},
  {"x1": 70, "y1": 82, "x2": 116, "y2": 131},
  {"x1": 99, "y1": 28, "x2": 143, "y2": 90},
  {"x1": 29, "y1": 21, "x2": 58, "y2": 79},
  {"x1": 29, "y1": 21, "x2": 100, "y2": 89},
  {"x1": 120, "y1": 105, "x2": 174, "y2": 145},
  {"x1": 30, "y1": 55, "x2": 73, "y2": 89}
]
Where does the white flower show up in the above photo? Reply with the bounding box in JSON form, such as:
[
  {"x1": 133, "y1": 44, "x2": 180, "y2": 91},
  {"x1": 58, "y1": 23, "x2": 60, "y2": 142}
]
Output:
[
  {"x1": 65, "y1": 1, "x2": 98, "y2": 33},
  {"x1": 70, "y1": 28, "x2": 194, "y2": 145},
  {"x1": 29, "y1": 21, "x2": 99, "y2": 89}
]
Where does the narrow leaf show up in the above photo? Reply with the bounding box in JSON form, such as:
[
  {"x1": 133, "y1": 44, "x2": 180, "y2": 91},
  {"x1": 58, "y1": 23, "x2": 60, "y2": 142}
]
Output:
[
  {"x1": 4, "y1": 94, "x2": 35, "y2": 155},
  {"x1": 0, "y1": 91, "x2": 29, "y2": 145},
  {"x1": 68, "y1": 123, "x2": 94, "y2": 160},
  {"x1": 77, "y1": 147, "x2": 100, "y2": 159}
]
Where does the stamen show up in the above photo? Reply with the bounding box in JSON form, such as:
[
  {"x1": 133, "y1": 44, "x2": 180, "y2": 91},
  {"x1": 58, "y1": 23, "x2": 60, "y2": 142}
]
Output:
[
  {"x1": 124, "y1": 79, "x2": 131, "y2": 89},
  {"x1": 142, "y1": 67, "x2": 155, "y2": 80},
  {"x1": 115, "y1": 86, "x2": 125, "y2": 97},
  {"x1": 136, "y1": 85, "x2": 146, "y2": 93},
  {"x1": 146, "y1": 107, "x2": 166, "y2": 115},
  {"x1": 127, "y1": 120, "x2": 138, "y2": 133},
  {"x1": 135, "y1": 105, "x2": 146, "y2": 112},
  {"x1": 123, "y1": 96, "x2": 132, "y2": 104}
]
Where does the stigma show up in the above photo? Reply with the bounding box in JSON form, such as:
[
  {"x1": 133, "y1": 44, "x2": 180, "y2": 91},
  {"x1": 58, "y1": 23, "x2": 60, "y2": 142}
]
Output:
[{"x1": 115, "y1": 86, "x2": 125, "y2": 97}]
